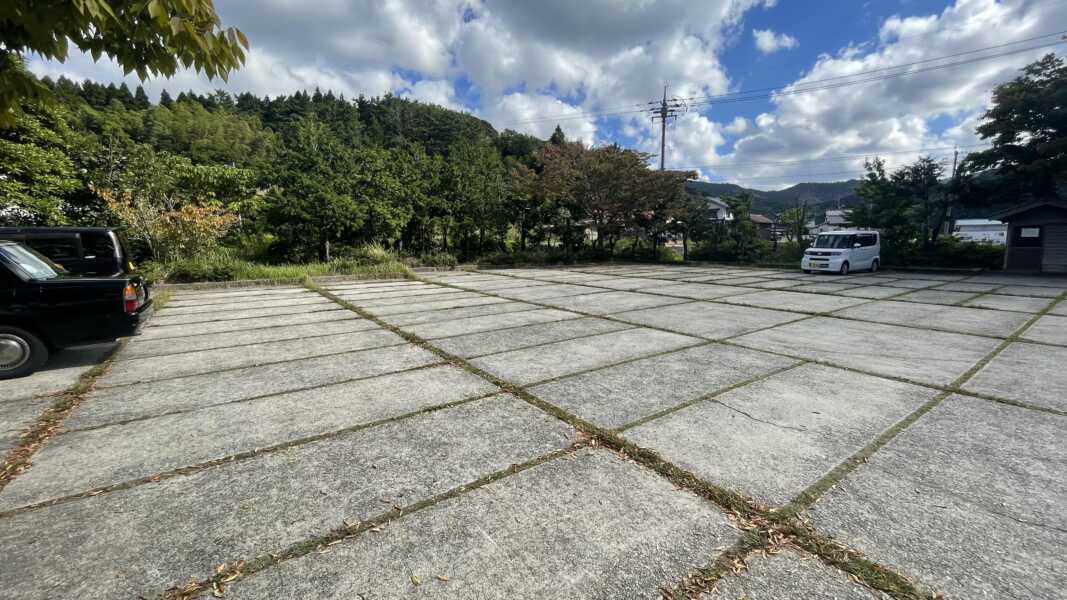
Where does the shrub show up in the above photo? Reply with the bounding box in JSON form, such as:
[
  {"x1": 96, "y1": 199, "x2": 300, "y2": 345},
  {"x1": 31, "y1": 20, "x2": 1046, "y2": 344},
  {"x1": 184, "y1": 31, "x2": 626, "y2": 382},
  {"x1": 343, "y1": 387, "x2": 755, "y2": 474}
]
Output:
[
  {"x1": 408, "y1": 252, "x2": 458, "y2": 268},
  {"x1": 478, "y1": 245, "x2": 617, "y2": 266},
  {"x1": 689, "y1": 238, "x2": 771, "y2": 263},
  {"x1": 336, "y1": 242, "x2": 396, "y2": 264},
  {"x1": 894, "y1": 237, "x2": 1004, "y2": 269}
]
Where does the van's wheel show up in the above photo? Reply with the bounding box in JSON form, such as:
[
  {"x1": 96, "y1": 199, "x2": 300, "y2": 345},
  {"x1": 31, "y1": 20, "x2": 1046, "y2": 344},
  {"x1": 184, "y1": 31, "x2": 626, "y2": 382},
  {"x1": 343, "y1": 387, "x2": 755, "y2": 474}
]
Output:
[
  {"x1": 870, "y1": 259, "x2": 880, "y2": 273},
  {"x1": 0, "y1": 326, "x2": 49, "y2": 380},
  {"x1": 802, "y1": 269, "x2": 811, "y2": 274},
  {"x1": 838, "y1": 261, "x2": 850, "y2": 275}
]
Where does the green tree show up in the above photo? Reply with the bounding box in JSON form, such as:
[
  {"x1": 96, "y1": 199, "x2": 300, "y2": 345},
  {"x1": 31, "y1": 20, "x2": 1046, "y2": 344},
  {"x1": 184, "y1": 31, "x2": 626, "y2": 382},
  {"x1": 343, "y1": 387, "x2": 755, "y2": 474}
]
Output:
[
  {"x1": 721, "y1": 192, "x2": 762, "y2": 261},
  {"x1": 850, "y1": 158, "x2": 920, "y2": 261},
  {"x1": 266, "y1": 116, "x2": 363, "y2": 261},
  {"x1": 503, "y1": 160, "x2": 539, "y2": 252},
  {"x1": 549, "y1": 125, "x2": 566, "y2": 146},
  {"x1": 349, "y1": 145, "x2": 413, "y2": 245},
  {"x1": 778, "y1": 203, "x2": 809, "y2": 243},
  {"x1": 0, "y1": 0, "x2": 248, "y2": 124},
  {"x1": 396, "y1": 143, "x2": 446, "y2": 253},
  {"x1": 443, "y1": 137, "x2": 506, "y2": 258},
  {"x1": 579, "y1": 145, "x2": 658, "y2": 252},
  {"x1": 535, "y1": 140, "x2": 585, "y2": 253},
  {"x1": 0, "y1": 102, "x2": 80, "y2": 224},
  {"x1": 895, "y1": 156, "x2": 945, "y2": 247},
  {"x1": 132, "y1": 85, "x2": 151, "y2": 110},
  {"x1": 963, "y1": 53, "x2": 1066, "y2": 201}
]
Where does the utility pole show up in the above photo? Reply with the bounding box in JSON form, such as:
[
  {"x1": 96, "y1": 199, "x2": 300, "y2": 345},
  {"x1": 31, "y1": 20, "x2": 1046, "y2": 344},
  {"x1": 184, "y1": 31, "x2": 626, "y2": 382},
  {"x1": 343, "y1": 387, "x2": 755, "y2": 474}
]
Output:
[
  {"x1": 942, "y1": 145, "x2": 960, "y2": 240},
  {"x1": 648, "y1": 83, "x2": 688, "y2": 171}
]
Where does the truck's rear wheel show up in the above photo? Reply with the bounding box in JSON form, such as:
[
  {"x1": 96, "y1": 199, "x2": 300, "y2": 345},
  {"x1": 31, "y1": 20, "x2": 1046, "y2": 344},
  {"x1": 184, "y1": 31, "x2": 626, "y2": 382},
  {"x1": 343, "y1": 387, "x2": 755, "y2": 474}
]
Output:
[{"x1": 0, "y1": 327, "x2": 49, "y2": 380}]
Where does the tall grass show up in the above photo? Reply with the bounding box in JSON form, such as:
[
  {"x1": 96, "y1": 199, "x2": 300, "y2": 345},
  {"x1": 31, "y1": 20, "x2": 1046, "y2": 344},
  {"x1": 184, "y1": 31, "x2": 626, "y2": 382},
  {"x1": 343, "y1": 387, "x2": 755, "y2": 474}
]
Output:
[{"x1": 142, "y1": 246, "x2": 409, "y2": 283}]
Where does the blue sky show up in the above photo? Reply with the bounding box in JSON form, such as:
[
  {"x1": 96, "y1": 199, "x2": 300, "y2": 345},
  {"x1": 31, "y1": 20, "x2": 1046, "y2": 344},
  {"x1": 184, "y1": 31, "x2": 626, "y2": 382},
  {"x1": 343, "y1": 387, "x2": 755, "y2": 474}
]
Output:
[{"x1": 28, "y1": 0, "x2": 1066, "y2": 188}]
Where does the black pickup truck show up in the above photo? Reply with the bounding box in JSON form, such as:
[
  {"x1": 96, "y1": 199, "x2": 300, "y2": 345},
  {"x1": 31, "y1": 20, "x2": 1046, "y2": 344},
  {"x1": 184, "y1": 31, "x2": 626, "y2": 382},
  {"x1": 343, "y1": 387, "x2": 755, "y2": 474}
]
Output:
[{"x1": 0, "y1": 240, "x2": 152, "y2": 379}]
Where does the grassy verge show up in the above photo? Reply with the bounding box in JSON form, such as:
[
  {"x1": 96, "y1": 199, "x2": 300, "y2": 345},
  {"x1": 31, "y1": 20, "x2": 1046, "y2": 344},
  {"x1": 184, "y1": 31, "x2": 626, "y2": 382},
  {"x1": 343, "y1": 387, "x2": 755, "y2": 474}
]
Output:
[{"x1": 142, "y1": 255, "x2": 409, "y2": 284}]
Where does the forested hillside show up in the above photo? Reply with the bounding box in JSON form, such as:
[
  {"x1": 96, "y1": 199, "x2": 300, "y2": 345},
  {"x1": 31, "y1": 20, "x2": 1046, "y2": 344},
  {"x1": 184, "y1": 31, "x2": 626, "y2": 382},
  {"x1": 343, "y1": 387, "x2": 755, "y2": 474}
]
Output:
[{"x1": 686, "y1": 180, "x2": 861, "y2": 216}]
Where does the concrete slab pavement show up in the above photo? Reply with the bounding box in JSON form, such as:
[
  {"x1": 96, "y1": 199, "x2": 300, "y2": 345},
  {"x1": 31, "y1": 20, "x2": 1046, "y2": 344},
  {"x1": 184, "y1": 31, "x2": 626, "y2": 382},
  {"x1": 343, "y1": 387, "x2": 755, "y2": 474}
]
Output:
[
  {"x1": 0, "y1": 395, "x2": 575, "y2": 600},
  {"x1": 808, "y1": 396, "x2": 1067, "y2": 599},
  {"x1": 624, "y1": 364, "x2": 935, "y2": 505},
  {"x1": 733, "y1": 317, "x2": 1002, "y2": 386},
  {"x1": 612, "y1": 301, "x2": 807, "y2": 339},
  {"x1": 222, "y1": 449, "x2": 739, "y2": 600}
]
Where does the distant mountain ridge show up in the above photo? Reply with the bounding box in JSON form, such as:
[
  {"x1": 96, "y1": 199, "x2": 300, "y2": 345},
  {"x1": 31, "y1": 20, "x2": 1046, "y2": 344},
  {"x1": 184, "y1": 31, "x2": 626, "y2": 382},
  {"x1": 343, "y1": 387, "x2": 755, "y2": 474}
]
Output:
[{"x1": 686, "y1": 179, "x2": 862, "y2": 216}]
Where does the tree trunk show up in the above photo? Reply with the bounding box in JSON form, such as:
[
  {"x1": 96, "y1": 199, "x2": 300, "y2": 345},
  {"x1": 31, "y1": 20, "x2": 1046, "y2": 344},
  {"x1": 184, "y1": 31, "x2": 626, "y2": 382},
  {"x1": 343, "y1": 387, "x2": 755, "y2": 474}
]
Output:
[
  {"x1": 682, "y1": 231, "x2": 688, "y2": 261},
  {"x1": 320, "y1": 238, "x2": 331, "y2": 262}
]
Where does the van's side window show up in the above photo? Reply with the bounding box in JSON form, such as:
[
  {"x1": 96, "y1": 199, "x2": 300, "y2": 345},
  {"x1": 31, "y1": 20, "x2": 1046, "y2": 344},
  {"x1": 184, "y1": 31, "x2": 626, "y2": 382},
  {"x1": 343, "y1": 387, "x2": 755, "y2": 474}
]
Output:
[
  {"x1": 29, "y1": 237, "x2": 79, "y2": 259},
  {"x1": 857, "y1": 234, "x2": 877, "y2": 247},
  {"x1": 81, "y1": 232, "x2": 116, "y2": 257}
]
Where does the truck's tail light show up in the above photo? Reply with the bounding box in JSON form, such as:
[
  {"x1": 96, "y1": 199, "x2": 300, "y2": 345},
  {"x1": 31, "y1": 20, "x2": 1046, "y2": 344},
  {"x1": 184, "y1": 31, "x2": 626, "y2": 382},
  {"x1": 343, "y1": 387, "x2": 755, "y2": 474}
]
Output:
[{"x1": 123, "y1": 284, "x2": 142, "y2": 313}]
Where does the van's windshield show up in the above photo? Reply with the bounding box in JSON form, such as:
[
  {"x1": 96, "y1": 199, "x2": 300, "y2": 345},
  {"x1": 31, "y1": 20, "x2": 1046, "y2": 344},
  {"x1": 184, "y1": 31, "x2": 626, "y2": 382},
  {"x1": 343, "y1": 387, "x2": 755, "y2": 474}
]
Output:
[
  {"x1": 813, "y1": 234, "x2": 855, "y2": 249},
  {"x1": 0, "y1": 243, "x2": 62, "y2": 280}
]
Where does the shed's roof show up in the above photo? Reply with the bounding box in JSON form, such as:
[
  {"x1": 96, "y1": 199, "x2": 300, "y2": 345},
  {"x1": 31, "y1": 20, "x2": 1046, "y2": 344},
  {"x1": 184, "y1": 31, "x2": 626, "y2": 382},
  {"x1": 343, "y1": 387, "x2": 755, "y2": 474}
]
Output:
[{"x1": 991, "y1": 200, "x2": 1067, "y2": 220}]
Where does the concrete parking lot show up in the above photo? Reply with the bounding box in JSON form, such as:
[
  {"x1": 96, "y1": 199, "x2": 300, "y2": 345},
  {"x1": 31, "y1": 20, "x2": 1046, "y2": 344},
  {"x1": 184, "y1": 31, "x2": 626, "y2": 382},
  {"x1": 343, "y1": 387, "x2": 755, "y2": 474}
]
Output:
[{"x1": 1, "y1": 264, "x2": 1064, "y2": 599}]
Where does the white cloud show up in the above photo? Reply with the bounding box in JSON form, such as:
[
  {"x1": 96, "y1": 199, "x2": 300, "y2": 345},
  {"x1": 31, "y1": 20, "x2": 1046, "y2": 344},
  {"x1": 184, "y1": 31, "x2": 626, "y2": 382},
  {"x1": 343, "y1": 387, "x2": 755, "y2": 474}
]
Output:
[
  {"x1": 724, "y1": 116, "x2": 749, "y2": 135},
  {"x1": 27, "y1": 0, "x2": 778, "y2": 144},
  {"x1": 479, "y1": 93, "x2": 596, "y2": 142},
  {"x1": 753, "y1": 28, "x2": 798, "y2": 54},
  {"x1": 456, "y1": 0, "x2": 773, "y2": 125},
  {"x1": 399, "y1": 79, "x2": 466, "y2": 112},
  {"x1": 28, "y1": 47, "x2": 405, "y2": 100},
  {"x1": 755, "y1": 113, "x2": 775, "y2": 128}
]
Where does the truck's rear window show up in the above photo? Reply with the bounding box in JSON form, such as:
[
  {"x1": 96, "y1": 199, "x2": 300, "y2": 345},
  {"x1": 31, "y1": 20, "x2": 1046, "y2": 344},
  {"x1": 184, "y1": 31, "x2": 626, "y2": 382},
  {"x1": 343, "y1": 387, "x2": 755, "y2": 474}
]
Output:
[
  {"x1": 81, "y1": 232, "x2": 117, "y2": 257},
  {"x1": 0, "y1": 244, "x2": 61, "y2": 280}
]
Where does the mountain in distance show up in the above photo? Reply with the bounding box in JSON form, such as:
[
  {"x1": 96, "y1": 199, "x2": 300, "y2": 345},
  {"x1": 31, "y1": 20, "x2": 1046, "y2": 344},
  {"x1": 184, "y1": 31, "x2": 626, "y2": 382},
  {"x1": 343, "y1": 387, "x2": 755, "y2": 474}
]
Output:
[{"x1": 686, "y1": 179, "x2": 862, "y2": 216}]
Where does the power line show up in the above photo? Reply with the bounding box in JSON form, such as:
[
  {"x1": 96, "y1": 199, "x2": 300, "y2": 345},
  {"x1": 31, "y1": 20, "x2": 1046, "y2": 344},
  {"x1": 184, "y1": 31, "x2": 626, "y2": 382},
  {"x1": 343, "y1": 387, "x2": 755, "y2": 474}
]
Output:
[
  {"x1": 679, "y1": 29, "x2": 1067, "y2": 105},
  {"x1": 686, "y1": 41, "x2": 1065, "y2": 109}
]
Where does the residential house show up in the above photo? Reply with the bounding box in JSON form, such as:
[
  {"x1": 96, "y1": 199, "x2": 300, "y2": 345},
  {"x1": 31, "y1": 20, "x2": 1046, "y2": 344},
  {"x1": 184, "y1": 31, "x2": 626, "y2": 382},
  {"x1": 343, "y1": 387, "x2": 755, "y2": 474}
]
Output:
[
  {"x1": 703, "y1": 196, "x2": 734, "y2": 222},
  {"x1": 750, "y1": 213, "x2": 777, "y2": 241},
  {"x1": 808, "y1": 208, "x2": 852, "y2": 236}
]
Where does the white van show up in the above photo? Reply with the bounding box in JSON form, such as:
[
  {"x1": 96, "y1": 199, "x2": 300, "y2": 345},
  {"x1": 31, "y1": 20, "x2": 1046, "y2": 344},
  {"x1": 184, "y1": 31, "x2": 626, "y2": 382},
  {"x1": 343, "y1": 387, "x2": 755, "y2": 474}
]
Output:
[{"x1": 801, "y1": 230, "x2": 880, "y2": 275}]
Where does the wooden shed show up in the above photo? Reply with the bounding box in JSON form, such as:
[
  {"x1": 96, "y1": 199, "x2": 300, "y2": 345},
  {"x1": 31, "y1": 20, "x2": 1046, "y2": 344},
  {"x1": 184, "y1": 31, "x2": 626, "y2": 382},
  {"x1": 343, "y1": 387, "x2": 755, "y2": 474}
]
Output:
[{"x1": 993, "y1": 200, "x2": 1067, "y2": 273}]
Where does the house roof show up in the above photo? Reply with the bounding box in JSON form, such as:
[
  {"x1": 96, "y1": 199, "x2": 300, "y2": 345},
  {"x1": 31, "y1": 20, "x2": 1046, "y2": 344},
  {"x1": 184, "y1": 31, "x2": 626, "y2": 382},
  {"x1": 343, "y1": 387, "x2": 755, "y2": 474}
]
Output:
[
  {"x1": 991, "y1": 199, "x2": 1067, "y2": 220},
  {"x1": 750, "y1": 213, "x2": 774, "y2": 224},
  {"x1": 704, "y1": 196, "x2": 730, "y2": 210}
]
